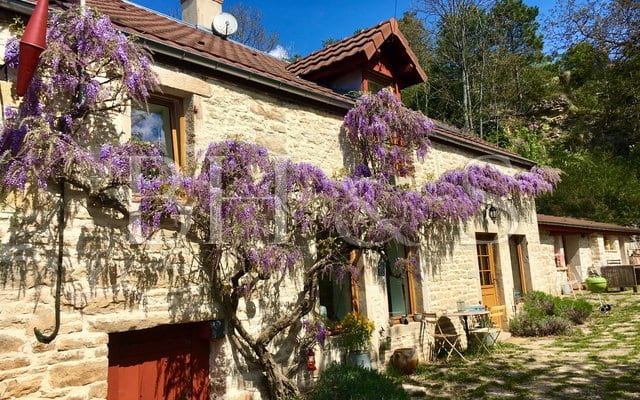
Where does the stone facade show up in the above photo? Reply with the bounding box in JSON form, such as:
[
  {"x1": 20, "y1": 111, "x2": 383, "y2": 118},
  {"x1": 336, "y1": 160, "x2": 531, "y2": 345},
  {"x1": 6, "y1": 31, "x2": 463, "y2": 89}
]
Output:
[
  {"x1": 539, "y1": 230, "x2": 636, "y2": 292},
  {"x1": 0, "y1": 13, "x2": 560, "y2": 400}
]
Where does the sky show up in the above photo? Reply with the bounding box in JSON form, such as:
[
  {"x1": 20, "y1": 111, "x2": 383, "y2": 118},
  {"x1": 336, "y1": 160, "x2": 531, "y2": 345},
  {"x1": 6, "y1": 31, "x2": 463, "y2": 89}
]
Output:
[{"x1": 131, "y1": 0, "x2": 557, "y2": 57}]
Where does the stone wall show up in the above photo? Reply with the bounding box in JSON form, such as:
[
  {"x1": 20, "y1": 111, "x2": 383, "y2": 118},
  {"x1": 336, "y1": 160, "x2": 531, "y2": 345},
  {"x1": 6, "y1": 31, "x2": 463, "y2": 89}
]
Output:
[{"x1": 0, "y1": 19, "x2": 558, "y2": 400}]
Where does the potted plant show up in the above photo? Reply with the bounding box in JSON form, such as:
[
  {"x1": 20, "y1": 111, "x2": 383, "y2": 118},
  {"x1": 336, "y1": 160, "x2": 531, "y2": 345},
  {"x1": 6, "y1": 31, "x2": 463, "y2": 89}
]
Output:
[{"x1": 340, "y1": 312, "x2": 374, "y2": 368}]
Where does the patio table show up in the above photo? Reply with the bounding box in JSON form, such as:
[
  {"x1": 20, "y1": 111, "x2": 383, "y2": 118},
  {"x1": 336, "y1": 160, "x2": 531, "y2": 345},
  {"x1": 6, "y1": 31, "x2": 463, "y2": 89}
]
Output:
[{"x1": 449, "y1": 310, "x2": 490, "y2": 342}]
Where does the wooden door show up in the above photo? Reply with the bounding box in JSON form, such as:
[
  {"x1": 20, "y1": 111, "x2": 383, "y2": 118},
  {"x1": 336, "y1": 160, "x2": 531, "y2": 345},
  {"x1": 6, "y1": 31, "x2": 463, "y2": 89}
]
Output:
[
  {"x1": 510, "y1": 235, "x2": 529, "y2": 300},
  {"x1": 107, "y1": 322, "x2": 210, "y2": 400},
  {"x1": 477, "y1": 241, "x2": 499, "y2": 308}
]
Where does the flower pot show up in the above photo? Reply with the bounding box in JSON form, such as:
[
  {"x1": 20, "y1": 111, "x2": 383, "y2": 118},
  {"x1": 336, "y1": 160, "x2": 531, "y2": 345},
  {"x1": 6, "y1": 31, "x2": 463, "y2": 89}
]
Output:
[
  {"x1": 389, "y1": 348, "x2": 418, "y2": 375},
  {"x1": 346, "y1": 350, "x2": 372, "y2": 369},
  {"x1": 585, "y1": 276, "x2": 607, "y2": 293},
  {"x1": 413, "y1": 313, "x2": 423, "y2": 322}
]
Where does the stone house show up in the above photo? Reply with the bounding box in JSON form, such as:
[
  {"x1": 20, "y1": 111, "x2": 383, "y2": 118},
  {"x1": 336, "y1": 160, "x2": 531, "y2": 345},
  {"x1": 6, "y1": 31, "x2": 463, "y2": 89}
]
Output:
[
  {"x1": 0, "y1": 0, "x2": 558, "y2": 399},
  {"x1": 538, "y1": 214, "x2": 640, "y2": 290}
]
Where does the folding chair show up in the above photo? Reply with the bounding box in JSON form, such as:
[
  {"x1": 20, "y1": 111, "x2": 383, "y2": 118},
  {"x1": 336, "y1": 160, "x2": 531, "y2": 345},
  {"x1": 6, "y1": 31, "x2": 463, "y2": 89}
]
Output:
[
  {"x1": 432, "y1": 319, "x2": 467, "y2": 362},
  {"x1": 469, "y1": 328, "x2": 501, "y2": 354}
]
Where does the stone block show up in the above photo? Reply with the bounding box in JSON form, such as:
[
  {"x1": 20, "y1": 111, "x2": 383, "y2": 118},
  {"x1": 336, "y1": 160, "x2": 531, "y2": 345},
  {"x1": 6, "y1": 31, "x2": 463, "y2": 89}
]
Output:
[
  {"x1": 48, "y1": 359, "x2": 107, "y2": 388},
  {"x1": 0, "y1": 333, "x2": 25, "y2": 353},
  {"x1": 48, "y1": 349, "x2": 85, "y2": 363},
  {"x1": 0, "y1": 374, "x2": 42, "y2": 398},
  {"x1": 56, "y1": 333, "x2": 107, "y2": 352},
  {"x1": 0, "y1": 353, "x2": 31, "y2": 370},
  {"x1": 88, "y1": 381, "x2": 107, "y2": 398}
]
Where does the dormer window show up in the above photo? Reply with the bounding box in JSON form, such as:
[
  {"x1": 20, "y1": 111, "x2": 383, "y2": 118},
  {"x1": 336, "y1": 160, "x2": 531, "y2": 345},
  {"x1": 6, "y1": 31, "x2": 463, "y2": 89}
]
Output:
[
  {"x1": 287, "y1": 19, "x2": 427, "y2": 99},
  {"x1": 365, "y1": 73, "x2": 392, "y2": 94}
]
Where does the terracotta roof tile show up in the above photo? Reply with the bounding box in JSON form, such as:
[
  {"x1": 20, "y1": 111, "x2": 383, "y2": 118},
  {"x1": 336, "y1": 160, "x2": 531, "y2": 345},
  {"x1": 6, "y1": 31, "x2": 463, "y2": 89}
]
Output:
[
  {"x1": 84, "y1": 0, "x2": 352, "y2": 105},
  {"x1": 9, "y1": 0, "x2": 533, "y2": 165},
  {"x1": 287, "y1": 18, "x2": 427, "y2": 86},
  {"x1": 430, "y1": 121, "x2": 533, "y2": 165},
  {"x1": 537, "y1": 214, "x2": 640, "y2": 235}
]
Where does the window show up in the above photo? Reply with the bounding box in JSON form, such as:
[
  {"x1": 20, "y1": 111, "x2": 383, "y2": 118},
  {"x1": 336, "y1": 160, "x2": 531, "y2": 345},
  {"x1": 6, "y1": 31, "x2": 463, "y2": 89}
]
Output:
[
  {"x1": 604, "y1": 236, "x2": 615, "y2": 251},
  {"x1": 318, "y1": 250, "x2": 359, "y2": 322},
  {"x1": 364, "y1": 71, "x2": 393, "y2": 95},
  {"x1": 367, "y1": 79, "x2": 389, "y2": 94},
  {"x1": 477, "y1": 242, "x2": 494, "y2": 286},
  {"x1": 385, "y1": 242, "x2": 415, "y2": 318},
  {"x1": 131, "y1": 95, "x2": 185, "y2": 167},
  {"x1": 319, "y1": 272, "x2": 354, "y2": 322}
]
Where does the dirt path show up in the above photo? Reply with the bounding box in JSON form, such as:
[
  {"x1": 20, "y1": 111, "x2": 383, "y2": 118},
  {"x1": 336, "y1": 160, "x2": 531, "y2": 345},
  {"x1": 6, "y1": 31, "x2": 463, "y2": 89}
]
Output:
[{"x1": 403, "y1": 292, "x2": 640, "y2": 400}]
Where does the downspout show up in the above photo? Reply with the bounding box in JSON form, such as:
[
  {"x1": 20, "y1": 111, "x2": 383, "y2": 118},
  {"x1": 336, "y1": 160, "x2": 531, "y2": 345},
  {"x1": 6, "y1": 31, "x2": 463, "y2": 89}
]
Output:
[{"x1": 34, "y1": 179, "x2": 65, "y2": 343}]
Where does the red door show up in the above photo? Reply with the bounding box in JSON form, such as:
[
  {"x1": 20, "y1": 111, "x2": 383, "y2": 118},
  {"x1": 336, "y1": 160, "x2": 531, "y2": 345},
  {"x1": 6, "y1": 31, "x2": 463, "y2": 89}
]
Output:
[{"x1": 107, "y1": 322, "x2": 210, "y2": 400}]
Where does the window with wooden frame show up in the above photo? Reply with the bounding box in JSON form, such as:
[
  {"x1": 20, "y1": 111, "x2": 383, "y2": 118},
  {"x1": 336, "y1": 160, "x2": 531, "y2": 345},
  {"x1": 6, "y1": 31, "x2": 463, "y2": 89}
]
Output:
[
  {"x1": 363, "y1": 71, "x2": 393, "y2": 95},
  {"x1": 131, "y1": 95, "x2": 186, "y2": 168},
  {"x1": 477, "y1": 242, "x2": 495, "y2": 287},
  {"x1": 385, "y1": 242, "x2": 417, "y2": 320},
  {"x1": 604, "y1": 236, "x2": 615, "y2": 252},
  {"x1": 318, "y1": 250, "x2": 360, "y2": 323}
]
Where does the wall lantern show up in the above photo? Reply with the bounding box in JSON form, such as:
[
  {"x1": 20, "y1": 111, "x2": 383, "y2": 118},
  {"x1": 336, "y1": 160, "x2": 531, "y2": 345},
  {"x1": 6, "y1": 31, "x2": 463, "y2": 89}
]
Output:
[
  {"x1": 210, "y1": 319, "x2": 225, "y2": 339},
  {"x1": 377, "y1": 256, "x2": 387, "y2": 277},
  {"x1": 484, "y1": 204, "x2": 498, "y2": 224}
]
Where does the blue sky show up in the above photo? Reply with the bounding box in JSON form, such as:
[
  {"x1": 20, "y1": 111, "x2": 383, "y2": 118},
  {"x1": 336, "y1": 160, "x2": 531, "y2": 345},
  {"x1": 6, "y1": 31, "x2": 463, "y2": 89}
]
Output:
[{"x1": 131, "y1": 0, "x2": 556, "y2": 57}]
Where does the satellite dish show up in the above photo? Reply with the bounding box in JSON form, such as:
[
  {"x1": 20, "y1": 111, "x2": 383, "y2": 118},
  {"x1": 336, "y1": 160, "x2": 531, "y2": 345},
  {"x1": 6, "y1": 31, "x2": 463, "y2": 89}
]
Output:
[{"x1": 212, "y1": 13, "x2": 238, "y2": 38}]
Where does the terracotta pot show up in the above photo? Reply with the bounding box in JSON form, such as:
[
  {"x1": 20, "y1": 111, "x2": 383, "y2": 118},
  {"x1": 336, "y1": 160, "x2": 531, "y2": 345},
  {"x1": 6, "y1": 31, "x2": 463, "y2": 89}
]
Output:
[{"x1": 390, "y1": 348, "x2": 418, "y2": 375}]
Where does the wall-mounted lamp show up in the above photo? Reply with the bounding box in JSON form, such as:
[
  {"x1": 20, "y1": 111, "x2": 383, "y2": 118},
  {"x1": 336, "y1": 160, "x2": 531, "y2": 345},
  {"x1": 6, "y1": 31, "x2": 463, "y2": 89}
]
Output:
[
  {"x1": 377, "y1": 256, "x2": 387, "y2": 277},
  {"x1": 484, "y1": 204, "x2": 498, "y2": 224}
]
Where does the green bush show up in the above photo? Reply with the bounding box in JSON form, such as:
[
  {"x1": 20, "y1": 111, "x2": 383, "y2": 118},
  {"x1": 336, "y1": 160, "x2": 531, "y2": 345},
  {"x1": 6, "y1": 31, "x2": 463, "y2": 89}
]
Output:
[
  {"x1": 554, "y1": 298, "x2": 593, "y2": 324},
  {"x1": 308, "y1": 363, "x2": 409, "y2": 400},
  {"x1": 509, "y1": 291, "x2": 593, "y2": 336},
  {"x1": 509, "y1": 313, "x2": 571, "y2": 337}
]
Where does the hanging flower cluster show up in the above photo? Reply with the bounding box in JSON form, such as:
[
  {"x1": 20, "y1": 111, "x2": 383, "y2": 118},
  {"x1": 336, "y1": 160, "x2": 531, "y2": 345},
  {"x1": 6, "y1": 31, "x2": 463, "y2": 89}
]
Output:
[
  {"x1": 0, "y1": 8, "x2": 157, "y2": 191},
  {"x1": 343, "y1": 89, "x2": 433, "y2": 178},
  {"x1": 0, "y1": 7, "x2": 561, "y2": 298}
]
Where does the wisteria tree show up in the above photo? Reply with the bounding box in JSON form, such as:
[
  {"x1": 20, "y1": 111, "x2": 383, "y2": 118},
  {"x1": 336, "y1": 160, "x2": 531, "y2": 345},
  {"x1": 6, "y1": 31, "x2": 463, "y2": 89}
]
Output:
[{"x1": 0, "y1": 8, "x2": 560, "y2": 399}]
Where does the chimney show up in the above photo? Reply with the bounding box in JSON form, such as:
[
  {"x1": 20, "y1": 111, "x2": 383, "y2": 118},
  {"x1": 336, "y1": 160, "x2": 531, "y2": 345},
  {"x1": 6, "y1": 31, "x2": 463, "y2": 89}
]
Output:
[{"x1": 181, "y1": 0, "x2": 223, "y2": 29}]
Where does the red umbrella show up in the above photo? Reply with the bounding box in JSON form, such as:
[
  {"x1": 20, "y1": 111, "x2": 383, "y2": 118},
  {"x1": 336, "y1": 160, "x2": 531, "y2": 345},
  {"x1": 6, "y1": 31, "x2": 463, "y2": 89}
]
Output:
[{"x1": 17, "y1": 0, "x2": 49, "y2": 96}]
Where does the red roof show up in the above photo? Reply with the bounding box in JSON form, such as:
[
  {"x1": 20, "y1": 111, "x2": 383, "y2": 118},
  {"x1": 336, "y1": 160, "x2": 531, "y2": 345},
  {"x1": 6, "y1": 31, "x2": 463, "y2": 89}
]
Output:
[
  {"x1": 537, "y1": 214, "x2": 640, "y2": 235},
  {"x1": 85, "y1": 0, "x2": 353, "y2": 106},
  {"x1": 287, "y1": 18, "x2": 427, "y2": 89},
  {"x1": 5, "y1": 0, "x2": 535, "y2": 166}
]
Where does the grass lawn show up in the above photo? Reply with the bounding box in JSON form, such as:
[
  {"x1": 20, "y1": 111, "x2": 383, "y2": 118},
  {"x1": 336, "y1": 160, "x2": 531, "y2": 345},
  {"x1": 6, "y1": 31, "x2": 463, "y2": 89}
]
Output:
[{"x1": 401, "y1": 292, "x2": 640, "y2": 399}]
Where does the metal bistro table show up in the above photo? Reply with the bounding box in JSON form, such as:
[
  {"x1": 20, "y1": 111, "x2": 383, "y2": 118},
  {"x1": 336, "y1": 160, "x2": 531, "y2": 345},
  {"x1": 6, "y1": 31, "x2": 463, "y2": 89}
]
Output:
[{"x1": 450, "y1": 310, "x2": 490, "y2": 342}]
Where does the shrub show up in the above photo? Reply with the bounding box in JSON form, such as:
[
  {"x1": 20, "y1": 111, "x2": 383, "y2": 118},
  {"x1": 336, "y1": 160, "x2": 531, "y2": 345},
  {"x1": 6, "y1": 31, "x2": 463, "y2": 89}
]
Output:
[
  {"x1": 523, "y1": 291, "x2": 556, "y2": 317},
  {"x1": 308, "y1": 364, "x2": 409, "y2": 400},
  {"x1": 509, "y1": 291, "x2": 593, "y2": 336},
  {"x1": 509, "y1": 313, "x2": 571, "y2": 337},
  {"x1": 554, "y1": 298, "x2": 593, "y2": 324}
]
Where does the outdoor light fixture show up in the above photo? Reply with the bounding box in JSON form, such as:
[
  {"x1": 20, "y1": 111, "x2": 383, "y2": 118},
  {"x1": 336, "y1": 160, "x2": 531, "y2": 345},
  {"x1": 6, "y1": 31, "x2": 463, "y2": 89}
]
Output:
[
  {"x1": 484, "y1": 204, "x2": 498, "y2": 224},
  {"x1": 377, "y1": 256, "x2": 387, "y2": 277}
]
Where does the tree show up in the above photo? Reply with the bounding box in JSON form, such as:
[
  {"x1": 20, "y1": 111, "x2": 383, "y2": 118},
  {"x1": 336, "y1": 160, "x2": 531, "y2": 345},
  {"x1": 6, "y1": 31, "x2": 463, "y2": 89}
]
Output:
[
  {"x1": 399, "y1": 12, "x2": 432, "y2": 114},
  {"x1": 0, "y1": 9, "x2": 560, "y2": 399},
  {"x1": 228, "y1": 2, "x2": 279, "y2": 52},
  {"x1": 490, "y1": 0, "x2": 544, "y2": 111},
  {"x1": 415, "y1": 0, "x2": 492, "y2": 132},
  {"x1": 537, "y1": 150, "x2": 640, "y2": 225},
  {"x1": 549, "y1": 0, "x2": 639, "y2": 59}
]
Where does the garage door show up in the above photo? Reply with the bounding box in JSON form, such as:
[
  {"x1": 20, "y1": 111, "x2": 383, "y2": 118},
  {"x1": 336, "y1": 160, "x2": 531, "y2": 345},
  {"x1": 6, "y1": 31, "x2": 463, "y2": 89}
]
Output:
[{"x1": 107, "y1": 321, "x2": 210, "y2": 400}]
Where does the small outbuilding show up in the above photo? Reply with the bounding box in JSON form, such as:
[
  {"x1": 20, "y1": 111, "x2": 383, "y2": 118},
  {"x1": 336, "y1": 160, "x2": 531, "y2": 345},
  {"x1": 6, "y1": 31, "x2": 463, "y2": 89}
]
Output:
[{"x1": 538, "y1": 214, "x2": 640, "y2": 290}]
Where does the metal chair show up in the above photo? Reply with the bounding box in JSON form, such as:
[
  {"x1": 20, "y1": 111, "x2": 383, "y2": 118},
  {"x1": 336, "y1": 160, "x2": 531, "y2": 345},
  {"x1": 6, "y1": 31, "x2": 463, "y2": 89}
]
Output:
[{"x1": 431, "y1": 316, "x2": 467, "y2": 362}]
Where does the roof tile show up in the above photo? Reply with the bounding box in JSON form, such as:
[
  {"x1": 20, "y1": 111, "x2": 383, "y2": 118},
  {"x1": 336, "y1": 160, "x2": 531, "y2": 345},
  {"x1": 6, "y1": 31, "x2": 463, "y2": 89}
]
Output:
[
  {"x1": 538, "y1": 214, "x2": 640, "y2": 235},
  {"x1": 85, "y1": 0, "x2": 351, "y2": 105}
]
